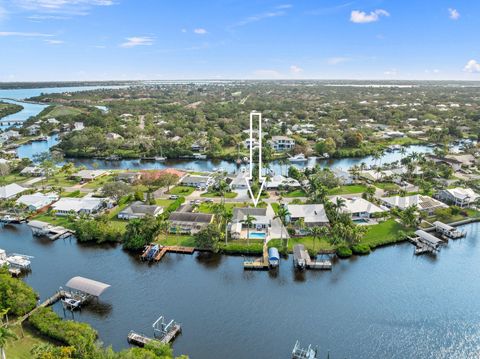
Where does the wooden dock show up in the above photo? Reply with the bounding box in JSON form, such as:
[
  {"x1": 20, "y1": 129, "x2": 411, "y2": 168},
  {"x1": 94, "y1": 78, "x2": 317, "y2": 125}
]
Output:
[
  {"x1": 16, "y1": 290, "x2": 65, "y2": 325},
  {"x1": 159, "y1": 323, "x2": 182, "y2": 344},
  {"x1": 154, "y1": 246, "x2": 195, "y2": 261},
  {"x1": 243, "y1": 243, "x2": 269, "y2": 270},
  {"x1": 127, "y1": 331, "x2": 154, "y2": 347}
]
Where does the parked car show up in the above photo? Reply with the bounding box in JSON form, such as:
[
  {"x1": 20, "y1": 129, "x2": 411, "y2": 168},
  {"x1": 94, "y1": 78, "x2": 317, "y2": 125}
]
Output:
[{"x1": 169, "y1": 195, "x2": 179, "y2": 200}]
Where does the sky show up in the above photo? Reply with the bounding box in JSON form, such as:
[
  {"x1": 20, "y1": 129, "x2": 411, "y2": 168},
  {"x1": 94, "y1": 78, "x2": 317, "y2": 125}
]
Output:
[{"x1": 0, "y1": 0, "x2": 479, "y2": 81}]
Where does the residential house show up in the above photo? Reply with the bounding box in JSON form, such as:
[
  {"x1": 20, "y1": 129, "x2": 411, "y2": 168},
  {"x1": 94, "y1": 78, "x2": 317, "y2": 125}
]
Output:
[
  {"x1": 230, "y1": 207, "x2": 273, "y2": 239},
  {"x1": 265, "y1": 175, "x2": 301, "y2": 190},
  {"x1": 427, "y1": 155, "x2": 463, "y2": 172},
  {"x1": 26, "y1": 124, "x2": 41, "y2": 136},
  {"x1": 381, "y1": 194, "x2": 448, "y2": 214},
  {"x1": 445, "y1": 154, "x2": 477, "y2": 169},
  {"x1": 73, "y1": 122, "x2": 85, "y2": 131},
  {"x1": 16, "y1": 192, "x2": 58, "y2": 211},
  {"x1": 117, "y1": 201, "x2": 163, "y2": 220},
  {"x1": 0, "y1": 183, "x2": 27, "y2": 199},
  {"x1": 331, "y1": 196, "x2": 386, "y2": 219},
  {"x1": 269, "y1": 136, "x2": 295, "y2": 151},
  {"x1": 72, "y1": 170, "x2": 108, "y2": 182},
  {"x1": 168, "y1": 212, "x2": 214, "y2": 234},
  {"x1": 52, "y1": 197, "x2": 105, "y2": 216},
  {"x1": 20, "y1": 166, "x2": 45, "y2": 177},
  {"x1": 437, "y1": 187, "x2": 480, "y2": 208},
  {"x1": 116, "y1": 172, "x2": 141, "y2": 184},
  {"x1": 229, "y1": 172, "x2": 249, "y2": 190},
  {"x1": 180, "y1": 174, "x2": 214, "y2": 189},
  {"x1": 286, "y1": 204, "x2": 329, "y2": 227},
  {"x1": 191, "y1": 141, "x2": 206, "y2": 152}
]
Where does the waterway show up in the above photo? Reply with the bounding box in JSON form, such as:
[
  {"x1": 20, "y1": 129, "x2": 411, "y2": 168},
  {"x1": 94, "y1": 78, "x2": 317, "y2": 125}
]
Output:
[{"x1": 1, "y1": 222, "x2": 480, "y2": 359}]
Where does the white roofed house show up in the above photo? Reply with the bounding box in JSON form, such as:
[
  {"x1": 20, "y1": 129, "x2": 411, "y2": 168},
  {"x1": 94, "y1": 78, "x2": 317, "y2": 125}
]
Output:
[
  {"x1": 230, "y1": 207, "x2": 273, "y2": 240},
  {"x1": 330, "y1": 195, "x2": 386, "y2": 220},
  {"x1": 73, "y1": 122, "x2": 85, "y2": 131},
  {"x1": 16, "y1": 192, "x2": 59, "y2": 211},
  {"x1": 72, "y1": 170, "x2": 108, "y2": 182},
  {"x1": 117, "y1": 201, "x2": 163, "y2": 220},
  {"x1": 265, "y1": 175, "x2": 301, "y2": 190},
  {"x1": 20, "y1": 166, "x2": 45, "y2": 177},
  {"x1": 437, "y1": 187, "x2": 480, "y2": 208},
  {"x1": 180, "y1": 174, "x2": 214, "y2": 189},
  {"x1": 286, "y1": 204, "x2": 329, "y2": 227},
  {"x1": 269, "y1": 136, "x2": 295, "y2": 151},
  {"x1": 381, "y1": 194, "x2": 448, "y2": 215},
  {"x1": 52, "y1": 197, "x2": 105, "y2": 216},
  {"x1": 229, "y1": 172, "x2": 249, "y2": 190},
  {"x1": 0, "y1": 183, "x2": 27, "y2": 200}
]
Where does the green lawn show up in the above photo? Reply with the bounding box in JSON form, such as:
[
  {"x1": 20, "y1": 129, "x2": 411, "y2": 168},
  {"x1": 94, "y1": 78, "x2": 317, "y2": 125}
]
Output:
[
  {"x1": 360, "y1": 219, "x2": 408, "y2": 248},
  {"x1": 284, "y1": 189, "x2": 307, "y2": 197},
  {"x1": 1, "y1": 173, "x2": 28, "y2": 185},
  {"x1": 269, "y1": 236, "x2": 334, "y2": 252},
  {"x1": 155, "y1": 199, "x2": 175, "y2": 207},
  {"x1": 197, "y1": 202, "x2": 244, "y2": 214},
  {"x1": 374, "y1": 182, "x2": 400, "y2": 192},
  {"x1": 5, "y1": 325, "x2": 48, "y2": 359},
  {"x1": 41, "y1": 105, "x2": 86, "y2": 118},
  {"x1": 40, "y1": 173, "x2": 78, "y2": 188},
  {"x1": 328, "y1": 184, "x2": 368, "y2": 195},
  {"x1": 271, "y1": 203, "x2": 280, "y2": 215},
  {"x1": 31, "y1": 212, "x2": 75, "y2": 229},
  {"x1": 201, "y1": 191, "x2": 238, "y2": 198},
  {"x1": 168, "y1": 186, "x2": 195, "y2": 196},
  {"x1": 155, "y1": 234, "x2": 196, "y2": 246},
  {"x1": 83, "y1": 174, "x2": 114, "y2": 189}
]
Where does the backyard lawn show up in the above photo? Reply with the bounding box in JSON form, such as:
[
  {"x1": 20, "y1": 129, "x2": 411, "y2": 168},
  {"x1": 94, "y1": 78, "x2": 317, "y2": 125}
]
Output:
[
  {"x1": 201, "y1": 191, "x2": 238, "y2": 198},
  {"x1": 283, "y1": 189, "x2": 307, "y2": 197},
  {"x1": 168, "y1": 186, "x2": 195, "y2": 196},
  {"x1": 328, "y1": 184, "x2": 368, "y2": 195},
  {"x1": 5, "y1": 325, "x2": 48, "y2": 359},
  {"x1": 360, "y1": 219, "x2": 408, "y2": 248}
]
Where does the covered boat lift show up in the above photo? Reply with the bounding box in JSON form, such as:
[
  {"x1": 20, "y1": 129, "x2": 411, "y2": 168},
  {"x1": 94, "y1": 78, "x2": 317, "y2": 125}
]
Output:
[
  {"x1": 61, "y1": 276, "x2": 111, "y2": 311},
  {"x1": 433, "y1": 221, "x2": 466, "y2": 239}
]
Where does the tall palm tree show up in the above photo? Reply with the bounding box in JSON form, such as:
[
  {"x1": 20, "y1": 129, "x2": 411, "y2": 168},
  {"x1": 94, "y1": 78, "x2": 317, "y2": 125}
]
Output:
[
  {"x1": 334, "y1": 196, "x2": 346, "y2": 213},
  {"x1": 222, "y1": 208, "x2": 233, "y2": 245},
  {"x1": 240, "y1": 214, "x2": 256, "y2": 246},
  {"x1": 274, "y1": 206, "x2": 291, "y2": 248},
  {"x1": 0, "y1": 327, "x2": 17, "y2": 359},
  {"x1": 217, "y1": 180, "x2": 230, "y2": 205},
  {"x1": 310, "y1": 226, "x2": 328, "y2": 254}
]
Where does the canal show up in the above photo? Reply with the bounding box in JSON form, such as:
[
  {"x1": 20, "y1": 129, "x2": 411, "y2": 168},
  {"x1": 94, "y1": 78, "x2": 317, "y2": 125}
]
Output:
[{"x1": 1, "y1": 222, "x2": 479, "y2": 359}]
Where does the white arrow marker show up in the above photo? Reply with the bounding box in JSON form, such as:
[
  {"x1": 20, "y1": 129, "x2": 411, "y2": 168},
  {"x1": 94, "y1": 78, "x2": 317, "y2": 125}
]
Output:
[{"x1": 245, "y1": 111, "x2": 266, "y2": 207}]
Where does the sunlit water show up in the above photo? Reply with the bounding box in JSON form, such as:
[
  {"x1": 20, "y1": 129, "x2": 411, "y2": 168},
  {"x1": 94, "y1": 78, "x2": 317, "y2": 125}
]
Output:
[{"x1": 1, "y1": 223, "x2": 479, "y2": 359}]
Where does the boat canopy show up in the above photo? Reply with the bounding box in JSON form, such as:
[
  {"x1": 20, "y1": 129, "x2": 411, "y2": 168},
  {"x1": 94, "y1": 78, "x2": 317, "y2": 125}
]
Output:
[{"x1": 65, "y1": 276, "x2": 111, "y2": 297}]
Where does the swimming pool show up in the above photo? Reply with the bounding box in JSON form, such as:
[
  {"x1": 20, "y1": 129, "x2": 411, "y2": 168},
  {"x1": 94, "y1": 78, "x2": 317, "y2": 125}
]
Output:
[
  {"x1": 249, "y1": 232, "x2": 267, "y2": 239},
  {"x1": 353, "y1": 218, "x2": 368, "y2": 224}
]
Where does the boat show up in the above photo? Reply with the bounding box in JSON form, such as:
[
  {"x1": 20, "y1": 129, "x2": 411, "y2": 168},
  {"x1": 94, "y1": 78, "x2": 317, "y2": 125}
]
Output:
[
  {"x1": 193, "y1": 153, "x2": 207, "y2": 160},
  {"x1": 6, "y1": 254, "x2": 31, "y2": 270},
  {"x1": 288, "y1": 154, "x2": 308, "y2": 162},
  {"x1": 106, "y1": 155, "x2": 120, "y2": 160},
  {"x1": 61, "y1": 297, "x2": 82, "y2": 310},
  {"x1": 0, "y1": 249, "x2": 9, "y2": 268},
  {"x1": 155, "y1": 156, "x2": 166, "y2": 161}
]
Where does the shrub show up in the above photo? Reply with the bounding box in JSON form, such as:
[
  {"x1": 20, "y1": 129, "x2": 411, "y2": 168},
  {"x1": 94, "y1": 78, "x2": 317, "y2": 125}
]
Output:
[
  {"x1": 336, "y1": 245, "x2": 352, "y2": 258},
  {"x1": 0, "y1": 267, "x2": 37, "y2": 316},
  {"x1": 166, "y1": 197, "x2": 185, "y2": 213},
  {"x1": 352, "y1": 243, "x2": 371, "y2": 255}
]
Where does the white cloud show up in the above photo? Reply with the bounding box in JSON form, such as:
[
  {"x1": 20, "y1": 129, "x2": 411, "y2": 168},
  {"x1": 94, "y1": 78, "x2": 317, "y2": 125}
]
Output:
[
  {"x1": 448, "y1": 8, "x2": 460, "y2": 20},
  {"x1": 289, "y1": 65, "x2": 303, "y2": 74},
  {"x1": 120, "y1": 36, "x2": 154, "y2": 48},
  {"x1": 13, "y1": 0, "x2": 114, "y2": 16},
  {"x1": 252, "y1": 69, "x2": 281, "y2": 78},
  {"x1": 232, "y1": 10, "x2": 287, "y2": 27},
  {"x1": 193, "y1": 28, "x2": 207, "y2": 35},
  {"x1": 0, "y1": 31, "x2": 53, "y2": 37},
  {"x1": 464, "y1": 59, "x2": 480, "y2": 73},
  {"x1": 44, "y1": 39, "x2": 64, "y2": 44},
  {"x1": 327, "y1": 57, "x2": 351, "y2": 65},
  {"x1": 350, "y1": 9, "x2": 389, "y2": 23}
]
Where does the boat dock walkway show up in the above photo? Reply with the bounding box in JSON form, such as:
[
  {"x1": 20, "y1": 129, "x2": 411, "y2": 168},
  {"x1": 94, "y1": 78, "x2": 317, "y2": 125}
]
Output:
[
  {"x1": 243, "y1": 243, "x2": 269, "y2": 270},
  {"x1": 142, "y1": 244, "x2": 195, "y2": 262},
  {"x1": 16, "y1": 290, "x2": 66, "y2": 325},
  {"x1": 27, "y1": 220, "x2": 74, "y2": 241},
  {"x1": 127, "y1": 325, "x2": 182, "y2": 347},
  {"x1": 293, "y1": 244, "x2": 332, "y2": 270}
]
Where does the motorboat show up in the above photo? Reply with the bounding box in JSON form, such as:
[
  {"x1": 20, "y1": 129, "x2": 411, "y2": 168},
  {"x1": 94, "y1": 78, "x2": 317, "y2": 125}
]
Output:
[
  {"x1": 61, "y1": 297, "x2": 81, "y2": 310},
  {"x1": 288, "y1": 154, "x2": 308, "y2": 162},
  {"x1": 6, "y1": 254, "x2": 31, "y2": 270}
]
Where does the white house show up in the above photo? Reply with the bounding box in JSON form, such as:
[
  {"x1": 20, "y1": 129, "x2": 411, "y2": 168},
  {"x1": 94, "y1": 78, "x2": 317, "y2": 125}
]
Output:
[
  {"x1": 286, "y1": 204, "x2": 329, "y2": 227},
  {"x1": 180, "y1": 175, "x2": 214, "y2": 189},
  {"x1": 265, "y1": 175, "x2": 301, "y2": 190},
  {"x1": 16, "y1": 192, "x2": 58, "y2": 211},
  {"x1": 73, "y1": 170, "x2": 108, "y2": 182},
  {"x1": 52, "y1": 197, "x2": 105, "y2": 216},
  {"x1": 229, "y1": 172, "x2": 249, "y2": 190},
  {"x1": 73, "y1": 122, "x2": 85, "y2": 131},
  {"x1": 269, "y1": 136, "x2": 295, "y2": 151},
  {"x1": 118, "y1": 201, "x2": 163, "y2": 220},
  {"x1": 437, "y1": 187, "x2": 480, "y2": 208},
  {"x1": 331, "y1": 196, "x2": 386, "y2": 219},
  {"x1": 381, "y1": 194, "x2": 448, "y2": 214},
  {"x1": 0, "y1": 183, "x2": 27, "y2": 199},
  {"x1": 230, "y1": 207, "x2": 274, "y2": 239}
]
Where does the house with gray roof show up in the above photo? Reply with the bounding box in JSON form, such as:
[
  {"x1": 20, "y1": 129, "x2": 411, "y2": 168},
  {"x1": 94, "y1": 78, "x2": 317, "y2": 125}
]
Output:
[{"x1": 118, "y1": 201, "x2": 163, "y2": 220}]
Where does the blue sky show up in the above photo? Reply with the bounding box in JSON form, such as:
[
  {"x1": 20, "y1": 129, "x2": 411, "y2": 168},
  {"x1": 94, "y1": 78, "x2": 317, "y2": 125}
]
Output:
[{"x1": 0, "y1": 0, "x2": 479, "y2": 81}]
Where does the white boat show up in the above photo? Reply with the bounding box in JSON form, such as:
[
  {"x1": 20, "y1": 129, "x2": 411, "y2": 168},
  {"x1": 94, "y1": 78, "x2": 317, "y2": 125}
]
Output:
[
  {"x1": 193, "y1": 153, "x2": 207, "y2": 159},
  {"x1": 0, "y1": 249, "x2": 9, "y2": 268},
  {"x1": 7, "y1": 254, "x2": 31, "y2": 269},
  {"x1": 61, "y1": 297, "x2": 81, "y2": 310},
  {"x1": 288, "y1": 154, "x2": 308, "y2": 162},
  {"x1": 155, "y1": 156, "x2": 166, "y2": 161}
]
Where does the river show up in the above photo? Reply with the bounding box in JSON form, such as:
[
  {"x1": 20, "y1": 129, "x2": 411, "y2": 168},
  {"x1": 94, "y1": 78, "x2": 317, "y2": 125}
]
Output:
[{"x1": 1, "y1": 222, "x2": 479, "y2": 359}]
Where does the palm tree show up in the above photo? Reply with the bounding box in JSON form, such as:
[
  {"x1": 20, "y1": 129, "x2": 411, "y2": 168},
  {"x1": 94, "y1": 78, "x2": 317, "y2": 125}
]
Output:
[
  {"x1": 157, "y1": 218, "x2": 170, "y2": 245},
  {"x1": 240, "y1": 214, "x2": 256, "y2": 246},
  {"x1": 222, "y1": 208, "x2": 233, "y2": 245},
  {"x1": 0, "y1": 327, "x2": 17, "y2": 359},
  {"x1": 310, "y1": 226, "x2": 328, "y2": 254},
  {"x1": 217, "y1": 180, "x2": 229, "y2": 204},
  {"x1": 333, "y1": 196, "x2": 346, "y2": 213},
  {"x1": 211, "y1": 203, "x2": 224, "y2": 226},
  {"x1": 274, "y1": 206, "x2": 291, "y2": 249}
]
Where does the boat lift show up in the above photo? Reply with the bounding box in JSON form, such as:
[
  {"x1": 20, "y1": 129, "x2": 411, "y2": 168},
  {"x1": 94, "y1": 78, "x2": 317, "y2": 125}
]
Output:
[{"x1": 152, "y1": 315, "x2": 182, "y2": 343}]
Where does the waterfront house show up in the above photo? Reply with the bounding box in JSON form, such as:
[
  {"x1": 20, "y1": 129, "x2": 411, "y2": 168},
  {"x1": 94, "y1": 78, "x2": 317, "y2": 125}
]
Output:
[
  {"x1": 20, "y1": 166, "x2": 45, "y2": 177},
  {"x1": 168, "y1": 211, "x2": 214, "y2": 234},
  {"x1": 180, "y1": 174, "x2": 214, "y2": 189},
  {"x1": 445, "y1": 154, "x2": 477, "y2": 169},
  {"x1": 16, "y1": 192, "x2": 58, "y2": 211},
  {"x1": 244, "y1": 138, "x2": 259, "y2": 149},
  {"x1": 117, "y1": 201, "x2": 163, "y2": 220},
  {"x1": 0, "y1": 183, "x2": 27, "y2": 200},
  {"x1": 72, "y1": 170, "x2": 108, "y2": 182},
  {"x1": 265, "y1": 175, "x2": 301, "y2": 190},
  {"x1": 116, "y1": 172, "x2": 142, "y2": 184},
  {"x1": 229, "y1": 172, "x2": 249, "y2": 190},
  {"x1": 52, "y1": 197, "x2": 105, "y2": 216},
  {"x1": 437, "y1": 187, "x2": 480, "y2": 208},
  {"x1": 269, "y1": 136, "x2": 295, "y2": 151},
  {"x1": 230, "y1": 207, "x2": 273, "y2": 239},
  {"x1": 427, "y1": 155, "x2": 463, "y2": 172},
  {"x1": 191, "y1": 141, "x2": 206, "y2": 152},
  {"x1": 381, "y1": 194, "x2": 448, "y2": 214},
  {"x1": 330, "y1": 195, "x2": 386, "y2": 219},
  {"x1": 286, "y1": 204, "x2": 329, "y2": 227},
  {"x1": 26, "y1": 124, "x2": 41, "y2": 136}
]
